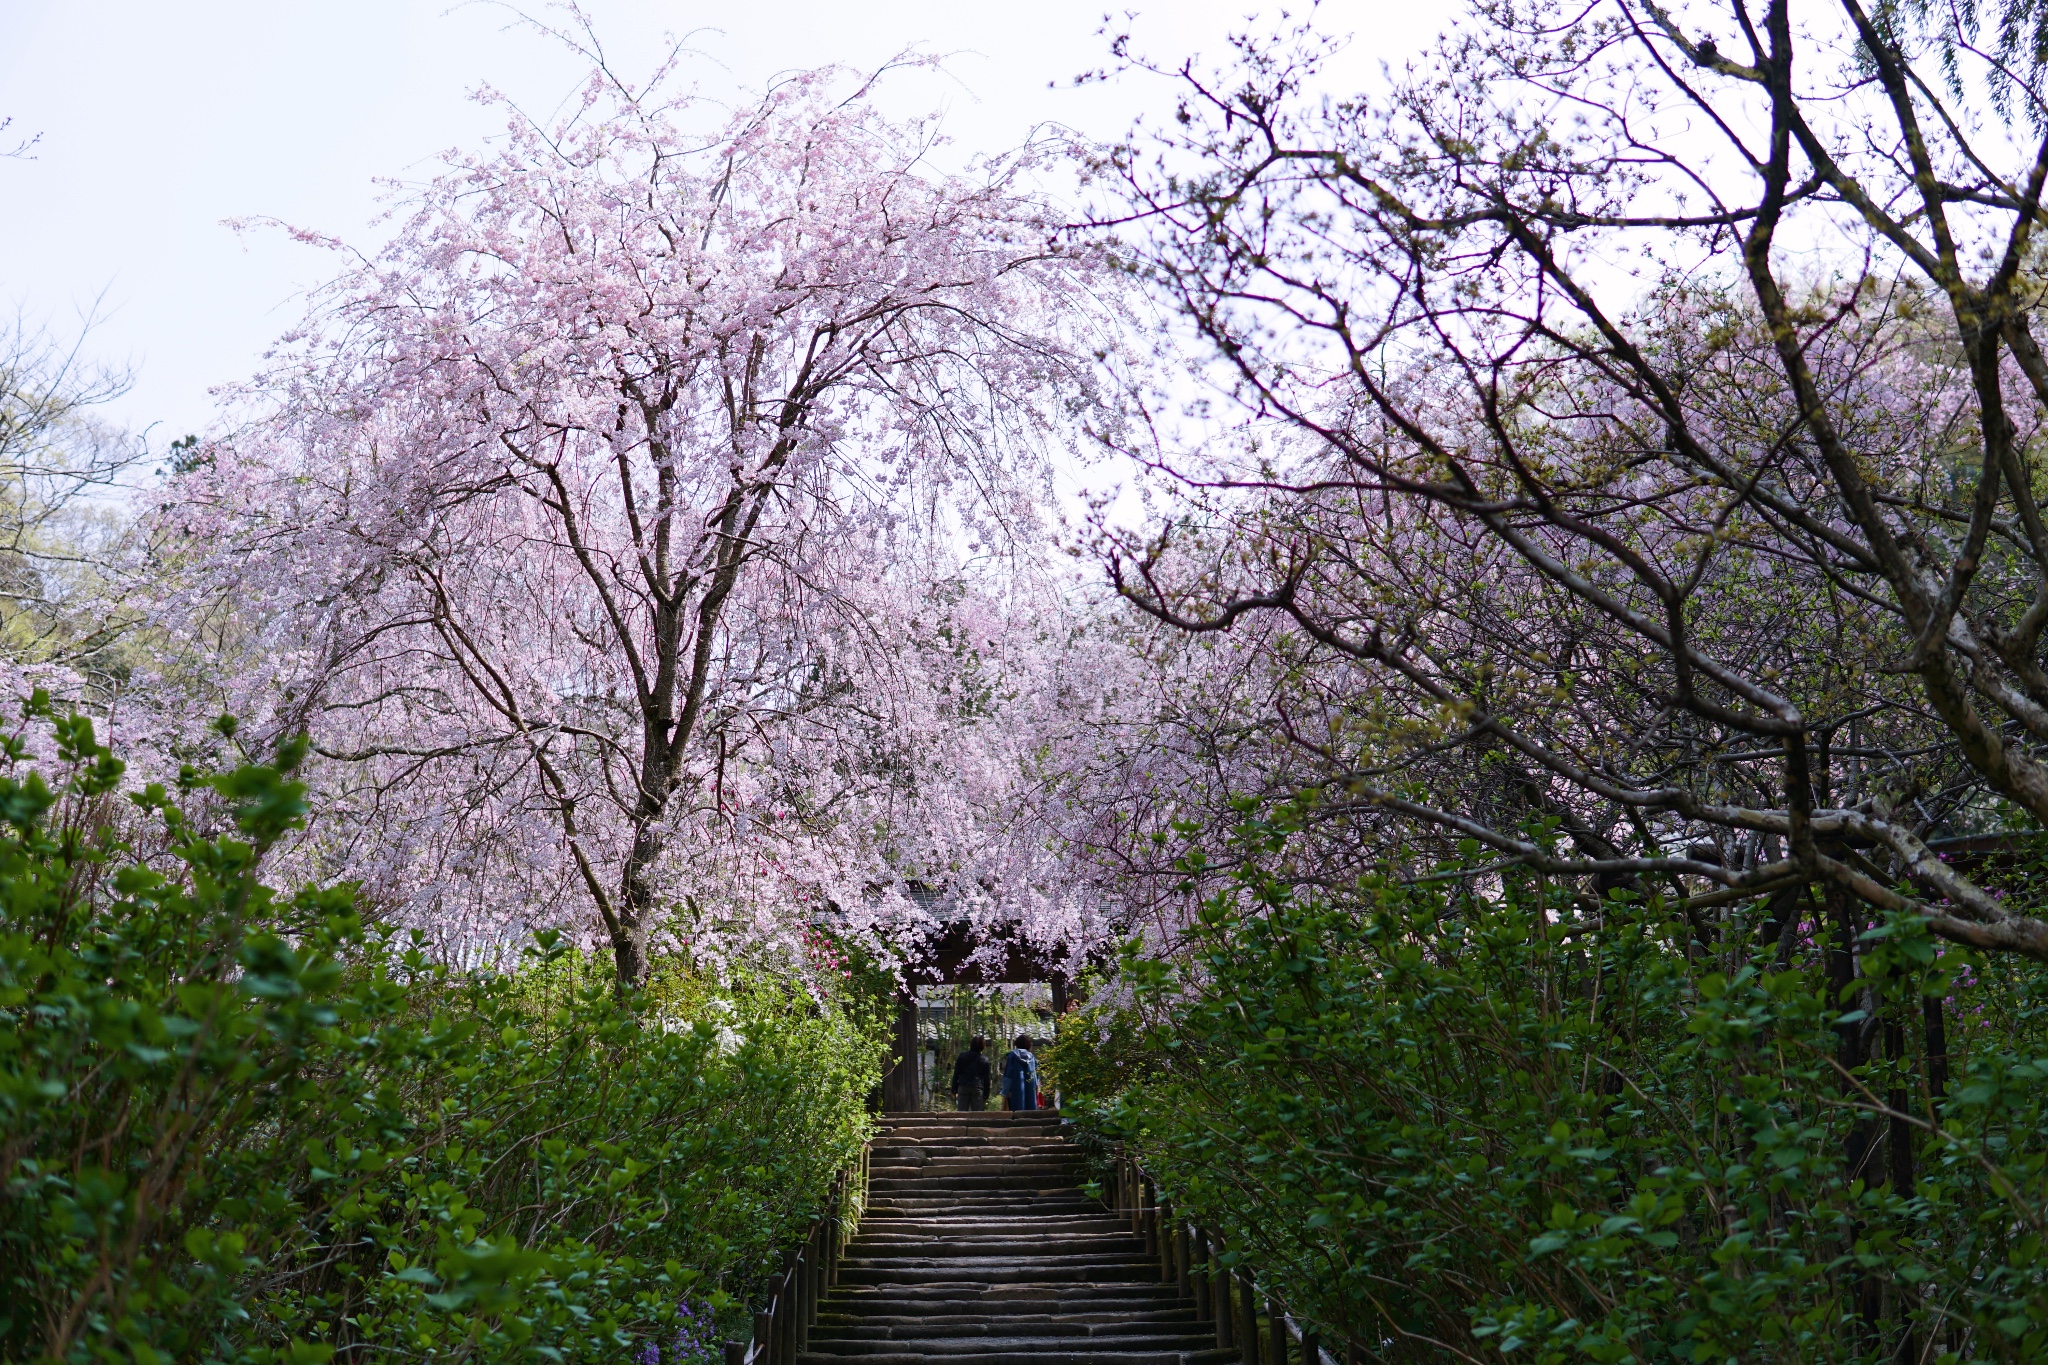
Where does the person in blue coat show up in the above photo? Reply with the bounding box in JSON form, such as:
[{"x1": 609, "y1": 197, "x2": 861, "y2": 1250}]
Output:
[{"x1": 1000, "y1": 1033, "x2": 1039, "y2": 1112}]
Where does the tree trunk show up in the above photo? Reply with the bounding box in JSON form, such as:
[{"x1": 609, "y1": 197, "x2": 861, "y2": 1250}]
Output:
[
  {"x1": 1886, "y1": 1011, "x2": 1919, "y2": 1364},
  {"x1": 1924, "y1": 993, "x2": 1949, "y2": 1108},
  {"x1": 608, "y1": 819, "x2": 664, "y2": 990},
  {"x1": 610, "y1": 917, "x2": 650, "y2": 990}
]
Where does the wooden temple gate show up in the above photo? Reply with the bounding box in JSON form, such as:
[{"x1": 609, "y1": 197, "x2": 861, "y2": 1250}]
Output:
[{"x1": 878, "y1": 921, "x2": 1073, "y2": 1112}]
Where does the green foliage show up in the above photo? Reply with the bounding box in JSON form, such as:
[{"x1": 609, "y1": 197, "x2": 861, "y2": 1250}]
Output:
[
  {"x1": 1063, "y1": 807, "x2": 2048, "y2": 1364},
  {"x1": 0, "y1": 694, "x2": 879, "y2": 1364}
]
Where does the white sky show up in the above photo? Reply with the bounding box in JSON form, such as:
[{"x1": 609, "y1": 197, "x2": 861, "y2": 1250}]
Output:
[{"x1": 0, "y1": 0, "x2": 1436, "y2": 448}]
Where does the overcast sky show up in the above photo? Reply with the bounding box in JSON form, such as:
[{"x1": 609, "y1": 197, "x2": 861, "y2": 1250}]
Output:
[{"x1": 0, "y1": 1, "x2": 1432, "y2": 447}]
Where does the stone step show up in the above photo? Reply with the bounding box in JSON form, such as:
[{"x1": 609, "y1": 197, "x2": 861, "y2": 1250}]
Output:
[
  {"x1": 868, "y1": 1203, "x2": 1114, "y2": 1211},
  {"x1": 870, "y1": 1162, "x2": 1075, "y2": 1174},
  {"x1": 798, "y1": 1347, "x2": 1236, "y2": 1365},
  {"x1": 851, "y1": 1236, "x2": 1138, "y2": 1244},
  {"x1": 846, "y1": 1247, "x2": 1154, "y2": 1266},
  {"x1": 868, "y1": 1180, "x2": 1086, "y2": 1192},
  {"x1": 849, "y1": 1237, "x2": 1146, "y2": 1258},
  {"x1": 825, "y1": 1284, "x2": 1183, "y2": 1305},
  {"x1": 872, "y1": 1146, "x2": 1073, "y2": 1154},
  {"x1": 871, "y1": 1151, "x2": 1072, "y2": 1162},
  {"x1": 815, "y1": 1310, "x2": 1204, "y2": 1332},
  {"x1": 877, "y1": 1117, "x2": 1065, "y2": 1129},
  {"x1": 821, "y1": 1290, "x2": 1187, "y2": 1315},
  {"x1": 803, "y1": 1334, "x2": 1220, "y2": 1355},
  {"x1": 875, "y1": 1129, "x2": 1067, "y2": 1135},
  {"x1": 812, "y1": 1318, "x2": 1204, "y2": 1341},
  {"x1": 868, "y1": 1171, "x2": 1087, "y2": 1184},
  {"x1": 857, "y1": 1212, "x2": 1128, "y2": 1226},
  {"x1": 836, "y1": 1270, "x2": 1165, "y2": 1289},
  {"x1": 867, "y1": 1175, "x2": 1081, "y2": 1186}
]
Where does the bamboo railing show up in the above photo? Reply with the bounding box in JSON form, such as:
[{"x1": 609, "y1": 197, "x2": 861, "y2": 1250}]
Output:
[
  {"x1": 1102, "y1": 1143, "x2": 1341, "y2": 1365},
  {"x1": 722, "y1": 1141, "x2": 871, "y2": 1365}
]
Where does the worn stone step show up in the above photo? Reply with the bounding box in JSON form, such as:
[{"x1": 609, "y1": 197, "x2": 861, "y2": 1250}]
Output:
[
  {"x1": 865, "y1": 1186, "x2": 1090, "y2": 1197},
  {"x1": 821, "y1": 1292, "x2": 1186, "y2": 1316},
  {"x1": 867, "y1": 1178, "x2": 1087, "y2": 1191},
  {"x1": 798, "y1": 1342, "x2": 1220, "y2": 1358},
  {"x1": 875, "y1": 1127, "x2": 1066, "y2": 1141},
  {"x1": 837, "y1": 1272, "x2": 1165, "y2": 1290},
  {"x1": 871, "y1": 1168, "x2": 1086, "y2": 1183},
  {"x1": 877, "y1": 1119, "x2": 1065, "y2": 1131},
  {"x1": 825, "y1": 1284, "x2": 1183, "y2": 1305},
  {"x1": 806, "y1": 1326, "x2": 1204, "y2": 1342},
  {"x1": 864, "y1": 1199, "x2": 1101, "y2": 1213},
  {"x1": 797, "y1": 1347, "x2": 1235, "y2": 1365},
  {"x1": 854, "y1": 1225, "x2": 1131, "y2": 1242},
  {"x1": 849, "y1": 1238, "x2": 1145, "y2": 1259},
  {"x1": 868, "y1": 1162, "x2": 1089, "y2": 1170},
  {"x1": 813, "y1": 1322, "x2": 1204, "y2": 1342},
  {"x1": 815, "y1": 1310, "x2": 1203, "y2": 1332},
  {"x1": 883, "y1": 1145, "x2": 1082, "y2": 1157},
  {"x1": 850, "y1": 1231, "x2": 1137, "y2": 1244},
  {"x1": 873, "y1": 1135, "x2": 1067, "y2": 1145},
  {"x1": 848, "y1": 1246, "x2": 1153, "y2": 1266}
]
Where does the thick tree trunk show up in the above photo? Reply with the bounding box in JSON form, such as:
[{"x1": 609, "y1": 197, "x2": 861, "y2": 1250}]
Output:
[
  {"x1": 611, "y1": 820, "x2": 664, "y2": 990},
  {"x1": 610, "y1": 918, "x2": 650, "y2": 989}
]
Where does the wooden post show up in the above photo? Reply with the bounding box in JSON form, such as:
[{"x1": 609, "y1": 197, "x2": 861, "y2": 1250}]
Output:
[
  {"x1": 780, "y1": 1250, "x2": 800, "y2": 1362},
  {"x1": 1238, "y1": 1273, "x2": 1258, "y2": 1365},
  {"x1": 799, "y1": 1235, "x2": 815, "y2": 1353},
  {"x1": 1175, "y1": 1218, "x2": 1192, "y2": 1300},
  {"x1": 835, "y1": 1172, "x2": 848, "y2": 1282},
  {"x1": 722, "y1": 1343, "x2": 746, "y2": 1365},
  {"x1": 1268, "y1": 1296, "x2": 1286, "y2": 1365},
  {"x1": 752, "y1": 1312, "x2": 772, "y2": 1365},
  {"x1": 1143, "y1": 1177, "x2": 1159, "y2": 1256},
  {"x1": 1210, "y1": 1232, "x2": 1234, "y2": 1350},
  {"x1": 1191, "y1": 1225, "x2": 1212, "y2": 1322},
  {"x1": 1153, "y1": 1193, "x2": 1170, "y2": 1282},
  {"x1": 1301, "y1": 1330, "x2": 1320, "y2": 1365},
  {"x1": 813, "y1": 1221, "x2": 824, "y2": 1313}
]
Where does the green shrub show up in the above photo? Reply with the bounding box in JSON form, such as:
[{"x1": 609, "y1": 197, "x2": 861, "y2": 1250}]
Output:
[
  {"x1": 0, "y1": 695, "x2": 879, "y2": 1364},
  {"x1": 1064, "y1": 806, "x2": 2048, "y2": 1364}
]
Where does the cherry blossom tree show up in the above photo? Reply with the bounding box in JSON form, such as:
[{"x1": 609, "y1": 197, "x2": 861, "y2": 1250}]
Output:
[
  {"x1": 154, "y1": 57, "x2": 1116, "y2": 985},
  {"x1": 1096, "y1": 0, "x2": 2048, "y2": 964}
]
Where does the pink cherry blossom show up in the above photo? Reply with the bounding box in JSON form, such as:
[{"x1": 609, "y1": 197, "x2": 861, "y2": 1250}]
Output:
[{"x1": 143, "y1": 60, "x2": 1127, "y2": 984}]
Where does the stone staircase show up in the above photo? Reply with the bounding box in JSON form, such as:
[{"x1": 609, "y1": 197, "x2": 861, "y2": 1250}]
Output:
[{"x1": 801, "y1": 1111, "x2": 1233, "y2": 1365}]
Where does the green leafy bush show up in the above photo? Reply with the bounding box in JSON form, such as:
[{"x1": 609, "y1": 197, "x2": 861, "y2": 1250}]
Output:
[
  {"x1": 1062, "y1": 807, "x2": 2048, "y2": 1364},
  {"x1": 0, "y1": 696, "x2": 879, "y2": 1364}
]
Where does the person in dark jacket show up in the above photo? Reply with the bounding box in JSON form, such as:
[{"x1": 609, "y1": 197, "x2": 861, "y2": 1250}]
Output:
[
  {"x1": 1000, "y1": 1034, "x2": 1039, "y2": 1112},
  {"x1": 950, "y1": 1036, "x2": 991, "y2": 1111}
]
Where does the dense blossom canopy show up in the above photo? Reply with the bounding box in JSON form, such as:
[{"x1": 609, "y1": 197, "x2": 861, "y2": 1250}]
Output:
[{"x1": 147, "y1": 62, "x2": 1127, "y2": 979}]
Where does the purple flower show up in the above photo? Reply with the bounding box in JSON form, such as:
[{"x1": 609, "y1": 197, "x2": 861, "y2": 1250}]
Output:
[{"x1": 667, "y1": 1298, "x2": 719, "y2": 1364}]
